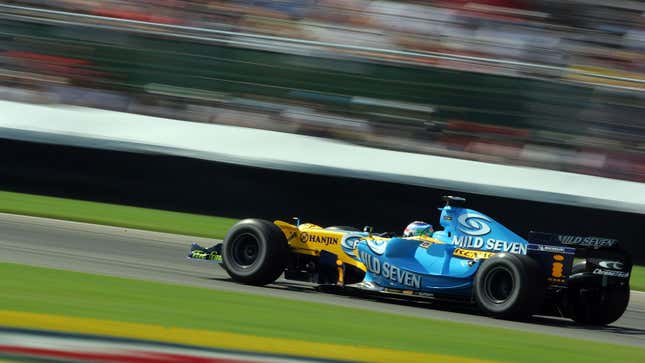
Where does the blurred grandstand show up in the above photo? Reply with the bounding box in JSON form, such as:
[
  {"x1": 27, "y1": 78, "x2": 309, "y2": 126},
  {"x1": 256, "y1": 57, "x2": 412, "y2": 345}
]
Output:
[{"x1": 1, "y1": 0, "x2": 644, "y2": 181}]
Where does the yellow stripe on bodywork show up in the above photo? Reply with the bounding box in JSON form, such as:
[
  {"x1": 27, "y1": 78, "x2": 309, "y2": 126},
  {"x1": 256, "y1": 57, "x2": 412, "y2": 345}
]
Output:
[
  {"x1": 274, "y1": 220, "x2": 366, "y2": 271},
  {"x1": 0, "y1": 310, "x2": 496, "y2": 363}
]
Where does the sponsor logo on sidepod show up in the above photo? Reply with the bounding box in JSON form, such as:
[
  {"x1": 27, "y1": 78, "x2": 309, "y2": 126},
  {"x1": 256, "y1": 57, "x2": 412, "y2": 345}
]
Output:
[
  {"x1": 341, "y1": 235, "x2": 362, "y2": 257},
  {"x1": 454, "y1": 212, "x2": 526, "y2": 254},
  {"x1": 453, "y1": 248, "x2": 496, "y2": 260},
  {"x1": 299, "y1": 232, "x2": 338, "y2": 245},
  {"x1": 452, "y1": 235, "x2": 527, "y2": 254},
  {"x1": 366, "y1": 239, "x2": 387, "y2": 255},
  {"x1": 359, "y1": 251, "x2": 421, "y2": 289},
  {"x1": 457, "y1": 213, "x2": 492, "y2": 236}
]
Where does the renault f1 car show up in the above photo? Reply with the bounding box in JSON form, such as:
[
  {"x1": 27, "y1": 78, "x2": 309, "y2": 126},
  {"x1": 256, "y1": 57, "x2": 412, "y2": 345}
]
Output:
[{"x1": 188, "y1": 196, "x2": 632, "y2": 325}]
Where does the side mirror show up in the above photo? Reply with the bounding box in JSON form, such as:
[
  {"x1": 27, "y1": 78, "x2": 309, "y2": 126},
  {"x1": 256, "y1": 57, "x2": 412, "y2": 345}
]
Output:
[
  {"x1": 363, "y1": 226, "x2": 373, "y2": 236},
  {"x1": 292, "y1": 217, "x2": 300, "y2": 227}
]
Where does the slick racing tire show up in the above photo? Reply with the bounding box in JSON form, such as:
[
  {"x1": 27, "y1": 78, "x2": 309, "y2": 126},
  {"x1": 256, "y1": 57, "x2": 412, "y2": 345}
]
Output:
[
  {"x1": 474, "y1": 253, "x2": 544, "y2": 319},
  {"x1": 222, "y1": 219, "x2": 288, "y2": 286},
  {"x1": 568, "y1": 262, "x2": 630, "y2": 326}
]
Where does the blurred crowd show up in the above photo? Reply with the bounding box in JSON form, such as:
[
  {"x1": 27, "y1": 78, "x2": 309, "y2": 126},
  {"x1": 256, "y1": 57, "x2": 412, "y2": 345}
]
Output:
[
  {"x1": 9, "y1": 0, "x2": 645, "y2": 77},
  {"x1": 1, "y1": 0, "x2": 644, "y2": 182}
]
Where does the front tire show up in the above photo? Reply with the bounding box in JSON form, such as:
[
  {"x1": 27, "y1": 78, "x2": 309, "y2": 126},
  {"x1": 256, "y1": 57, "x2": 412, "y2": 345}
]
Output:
[
  {"x1": 474, "y1": 253, "x2": 544, "y2": 319},
  {"x1": 222, "y1": 219, "x2": 288, "y2": 286}
]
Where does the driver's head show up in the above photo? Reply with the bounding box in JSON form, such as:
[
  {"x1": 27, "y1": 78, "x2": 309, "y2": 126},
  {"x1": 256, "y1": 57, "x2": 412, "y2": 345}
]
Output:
[{"x1": 403, "y1": 221, "x2": 433, "y2": 238}]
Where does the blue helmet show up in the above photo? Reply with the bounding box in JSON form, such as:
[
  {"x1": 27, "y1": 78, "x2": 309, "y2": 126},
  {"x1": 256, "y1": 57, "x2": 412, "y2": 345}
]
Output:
[{"x1": 403, "y1": 221, "x2": 433, "y2": 238}]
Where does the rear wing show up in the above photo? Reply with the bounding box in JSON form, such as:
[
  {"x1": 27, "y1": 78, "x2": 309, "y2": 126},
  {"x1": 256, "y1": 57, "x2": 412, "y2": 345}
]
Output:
[
  {"x1": 528, "y1": 231, "x2": 632, "y2": 285},
  {"x1": 528, "y1": 232, "x2": 619, "y2": 250}
]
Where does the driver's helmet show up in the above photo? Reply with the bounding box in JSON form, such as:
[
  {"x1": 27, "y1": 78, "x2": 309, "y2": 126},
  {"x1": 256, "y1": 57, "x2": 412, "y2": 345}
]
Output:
[{"x1": 403, "y1": 221, "x2": 433, "y2": 238}]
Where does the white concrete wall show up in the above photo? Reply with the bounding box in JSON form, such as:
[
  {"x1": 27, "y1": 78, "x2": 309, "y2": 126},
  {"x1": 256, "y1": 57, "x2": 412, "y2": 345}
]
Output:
[{"x1": 1, "y1": 100, "x2": 644, "y2": 214}]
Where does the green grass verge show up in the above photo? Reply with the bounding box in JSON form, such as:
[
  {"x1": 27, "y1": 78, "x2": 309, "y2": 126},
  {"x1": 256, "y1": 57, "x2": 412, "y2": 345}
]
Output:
[
  {"x1": 631, "y1": 265, "x2": 645, "y2": 291},
  {"x1": 1, "y1": 263, "x2": 644, "y2": 363},
  {"x1": 0, "y1": 190, "x2": 644, "y2": 291},
  {"x1": 0, "y1": 190, "x2": 236, "y2": 239}
]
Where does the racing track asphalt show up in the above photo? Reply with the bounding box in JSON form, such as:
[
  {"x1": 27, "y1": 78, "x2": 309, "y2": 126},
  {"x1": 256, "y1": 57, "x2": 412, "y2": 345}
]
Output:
[{"x1": 1, "y1": 213, "x2": 644, "y2": 347}]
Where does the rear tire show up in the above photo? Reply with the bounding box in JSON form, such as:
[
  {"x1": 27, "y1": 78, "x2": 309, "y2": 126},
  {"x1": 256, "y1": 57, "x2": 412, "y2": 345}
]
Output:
[
  {"x1": 474, "y1": 253, "x2": 544, "y2": 319},
  {"x1": 222, "y1": 219, "x2": 288, "y2": 286},
  {"x1": 568, "y1": 262, "x2": 630, "y2": 325}
]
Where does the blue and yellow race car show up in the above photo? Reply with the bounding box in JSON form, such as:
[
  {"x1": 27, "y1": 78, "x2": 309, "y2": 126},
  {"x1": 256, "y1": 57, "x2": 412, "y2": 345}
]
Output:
[{"x1": 188, "y1": 196, "x2": 632, "y2": 325}]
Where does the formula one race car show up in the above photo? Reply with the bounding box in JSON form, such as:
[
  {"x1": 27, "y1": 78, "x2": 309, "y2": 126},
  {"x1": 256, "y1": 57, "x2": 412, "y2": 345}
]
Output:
[{"x1": 188, "y1": 196, "x2": 632, "y2": 325}]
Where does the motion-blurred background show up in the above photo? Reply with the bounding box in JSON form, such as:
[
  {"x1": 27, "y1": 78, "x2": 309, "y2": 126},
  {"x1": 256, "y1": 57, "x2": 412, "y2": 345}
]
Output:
[{"x1": 2, "y1": 0, "x2": 644, "y2": 182}]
